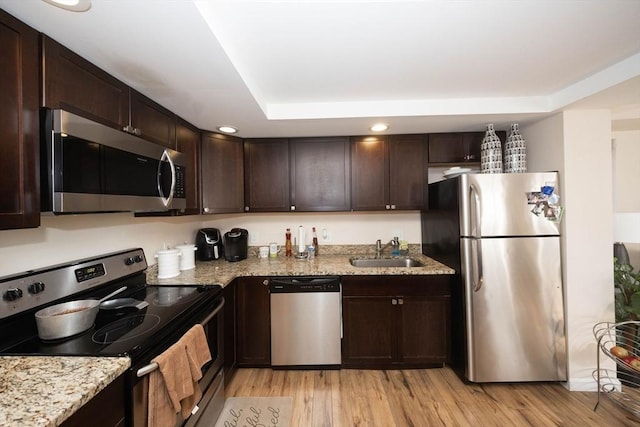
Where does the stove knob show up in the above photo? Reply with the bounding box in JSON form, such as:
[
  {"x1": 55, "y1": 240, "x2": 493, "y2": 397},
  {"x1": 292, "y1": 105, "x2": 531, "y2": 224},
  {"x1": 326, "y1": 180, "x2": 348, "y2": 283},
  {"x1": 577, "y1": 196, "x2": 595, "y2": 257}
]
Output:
[
  {"x1": 125, "y1": 257, "x2": 135, "y2": 266},
  {"x1": 28, "y1": 281, "x2": 46, "y2": 295},
  {"x1": 134, "y1": 255, "x2": 144, "y2": 263},
  {"x1": 3, "y1": 288, "x2": 23, "y2": 302}
]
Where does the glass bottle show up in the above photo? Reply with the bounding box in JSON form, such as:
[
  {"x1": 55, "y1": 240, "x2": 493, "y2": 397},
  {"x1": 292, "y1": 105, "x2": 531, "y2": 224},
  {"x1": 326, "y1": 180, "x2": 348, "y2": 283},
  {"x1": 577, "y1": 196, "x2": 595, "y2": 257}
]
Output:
[
  {"x1": 285, "y1": 228, "x2": 292, "y2": 257},
  {"x1": 312, "y1": 227, "x2": 319, "y2": 256}
]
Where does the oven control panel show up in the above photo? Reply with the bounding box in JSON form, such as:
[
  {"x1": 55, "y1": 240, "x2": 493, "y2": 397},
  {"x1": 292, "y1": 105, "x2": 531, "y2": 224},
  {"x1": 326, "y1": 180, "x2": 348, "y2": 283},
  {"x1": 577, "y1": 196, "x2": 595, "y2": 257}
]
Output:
[
  {"x1": 75, "y1": 263, "x2": 106, "y2": 282},
  {"x1": 0, "y1": 248, "x2": 147, "y2": 319}
]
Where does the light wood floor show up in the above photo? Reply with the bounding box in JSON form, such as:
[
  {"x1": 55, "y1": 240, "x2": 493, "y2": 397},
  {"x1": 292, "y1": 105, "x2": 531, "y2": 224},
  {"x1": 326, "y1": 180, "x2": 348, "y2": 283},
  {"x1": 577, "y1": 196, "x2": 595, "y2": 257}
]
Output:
[{"x1": 225, "y1": 367, "x2": 640, "y2": 426}]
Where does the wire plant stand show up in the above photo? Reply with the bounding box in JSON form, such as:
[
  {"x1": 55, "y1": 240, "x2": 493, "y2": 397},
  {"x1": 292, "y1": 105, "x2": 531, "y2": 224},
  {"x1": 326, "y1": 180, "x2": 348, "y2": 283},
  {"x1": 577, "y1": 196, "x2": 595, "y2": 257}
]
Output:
[{"x1": 593, "y1": 321, "x2": 640, "y2": 418}]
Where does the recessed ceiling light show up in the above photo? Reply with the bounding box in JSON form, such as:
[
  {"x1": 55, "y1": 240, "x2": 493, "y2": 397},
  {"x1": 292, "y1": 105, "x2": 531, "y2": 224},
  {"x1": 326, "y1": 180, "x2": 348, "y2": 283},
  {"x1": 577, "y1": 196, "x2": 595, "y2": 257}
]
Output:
[
  {"x1": 42, "y1": 0, "x2": 92, "y2": 12},
  {"x1": 217, "y1": 126, "x2": 238, "y2": 134},
  {"x1": 370, "y1": 123, "x2": 389, "y2": 132}
]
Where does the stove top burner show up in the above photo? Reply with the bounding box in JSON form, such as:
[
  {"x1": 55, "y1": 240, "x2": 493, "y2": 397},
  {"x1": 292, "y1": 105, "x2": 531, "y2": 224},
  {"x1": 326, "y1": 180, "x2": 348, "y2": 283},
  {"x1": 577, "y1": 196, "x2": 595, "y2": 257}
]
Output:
[{"x1": 92, "y1": 314, "x2": 160, "y2": 344}]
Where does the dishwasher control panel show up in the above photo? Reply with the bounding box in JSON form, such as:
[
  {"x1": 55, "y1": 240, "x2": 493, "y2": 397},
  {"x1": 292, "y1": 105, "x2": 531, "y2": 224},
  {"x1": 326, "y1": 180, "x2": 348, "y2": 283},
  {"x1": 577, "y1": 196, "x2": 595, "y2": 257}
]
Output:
[{"x1": 268, "y1": 276, "x2": 341, "y2": 293}]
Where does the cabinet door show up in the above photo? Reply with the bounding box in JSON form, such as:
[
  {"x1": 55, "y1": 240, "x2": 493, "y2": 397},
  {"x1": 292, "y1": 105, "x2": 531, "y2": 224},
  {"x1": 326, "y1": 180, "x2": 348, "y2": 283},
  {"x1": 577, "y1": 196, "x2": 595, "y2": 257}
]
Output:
[
  {"x1": 129, "y1": 90, "x2": 176, "y2": 148},
  {"x1": 201, "y1": 132, "x2": 244, "y2": 214},
  {"x1": 0, "y1": 11, "x2": 40, "y2": 230},
  {"x1": 428, "y1": 132, "x2": 504, "y2": 165},
  {"x1": 236, "y1": 277, "x2": 271, "y2": 366},
  {"x1": 60, "y1": 374, "x2": 125, "y2": 427},
  {"x1": 223, "y1": 280, "x2": 238, "y2": 382},
  {"x1": 176, "y1": 119, "x2": 201, "y2": 215},
  {"x1": 351, "y1": 136, "x2": 388, "y2": 210},
  {"x1": 399, "y1": 296, "x2": 450, "y2": 365},
  {"x1": 244, "y1": 139, "x2": 289, "y2": 212},
  {"x1": 389, "y1": 134, "x2": 428, "y2": 210},
  {"x1": 342, "y1": 296, "x2": 395, "y2": 367},
  {"x1": 41, "y1": 35, "x2": 129, "y2": 130},
  {"x1": 290, "y1": 137, "x2": 351, "y2": 211}
]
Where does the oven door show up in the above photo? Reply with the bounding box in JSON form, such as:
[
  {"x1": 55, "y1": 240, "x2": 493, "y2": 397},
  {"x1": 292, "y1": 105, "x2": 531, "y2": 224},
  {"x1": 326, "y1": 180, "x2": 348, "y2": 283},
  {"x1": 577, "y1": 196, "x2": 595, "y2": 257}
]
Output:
[{"x1": 132, "y1": 296, "x2": 225, "y2": 427}]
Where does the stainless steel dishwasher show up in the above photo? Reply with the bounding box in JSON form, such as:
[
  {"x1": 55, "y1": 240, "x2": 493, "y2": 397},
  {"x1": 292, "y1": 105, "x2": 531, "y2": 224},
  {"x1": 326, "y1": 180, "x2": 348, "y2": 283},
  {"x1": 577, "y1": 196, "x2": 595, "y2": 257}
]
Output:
[{"x1": 269, "y1": 276, "x2": 342, "y2": 368}]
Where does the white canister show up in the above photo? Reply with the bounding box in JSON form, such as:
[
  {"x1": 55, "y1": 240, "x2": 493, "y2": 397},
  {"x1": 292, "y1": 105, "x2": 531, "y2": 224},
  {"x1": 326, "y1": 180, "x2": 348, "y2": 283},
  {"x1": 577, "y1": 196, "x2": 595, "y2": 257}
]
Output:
[
  {"x1": 176, "y1": 244, "x2": 197, "y2": 270},
  {"x1": 155, "y1": 249, "x2": 181, "y2": 279}
]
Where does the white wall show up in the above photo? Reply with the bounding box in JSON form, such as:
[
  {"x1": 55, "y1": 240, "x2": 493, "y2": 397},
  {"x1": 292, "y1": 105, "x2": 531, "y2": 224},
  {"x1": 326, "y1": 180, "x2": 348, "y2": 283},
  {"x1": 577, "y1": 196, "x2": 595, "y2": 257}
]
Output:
[
  {"x1": 613, "y1": 130, "x2": 640, "y2": 269},
  {"x1": 613, "y1": 130, "x2": 640, "y2": 212},
  {"x1": 202, "y1": 211, "x2": 421, "y2": 247},
  {"x1": 0, "y1": 214, "x2": 204, "y2": 276},
  {"x1": 0, "y1": 211, "x2": 421, "y2": 276},
  {"x1": 523, "y1": 111, "x2": 616, "y2": 391}
]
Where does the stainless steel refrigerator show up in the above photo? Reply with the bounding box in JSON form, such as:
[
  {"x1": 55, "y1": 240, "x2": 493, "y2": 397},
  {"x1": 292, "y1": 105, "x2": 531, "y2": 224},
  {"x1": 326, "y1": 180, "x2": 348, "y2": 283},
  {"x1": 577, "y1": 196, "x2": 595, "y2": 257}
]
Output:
[{"x1": 422, "y1": 172, "x2": 567, "y2": 382}]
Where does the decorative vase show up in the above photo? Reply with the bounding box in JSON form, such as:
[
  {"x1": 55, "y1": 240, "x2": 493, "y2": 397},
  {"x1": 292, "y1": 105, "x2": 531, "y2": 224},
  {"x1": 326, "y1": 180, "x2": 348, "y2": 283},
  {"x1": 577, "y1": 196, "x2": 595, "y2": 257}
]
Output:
[
  {"x1": 480, "y1": 124, "x2": 503, "y2": 173},
  {"x1": 504, "y1": 123, "x2": 527, "y2": 173}
]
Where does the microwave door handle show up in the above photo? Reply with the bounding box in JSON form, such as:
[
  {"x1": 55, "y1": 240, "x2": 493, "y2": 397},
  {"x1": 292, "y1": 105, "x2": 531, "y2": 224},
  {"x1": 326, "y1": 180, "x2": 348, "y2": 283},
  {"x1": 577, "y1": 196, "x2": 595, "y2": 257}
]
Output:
[{"x1": 158, "y1": 150, "x2": 176, "y2": 207}]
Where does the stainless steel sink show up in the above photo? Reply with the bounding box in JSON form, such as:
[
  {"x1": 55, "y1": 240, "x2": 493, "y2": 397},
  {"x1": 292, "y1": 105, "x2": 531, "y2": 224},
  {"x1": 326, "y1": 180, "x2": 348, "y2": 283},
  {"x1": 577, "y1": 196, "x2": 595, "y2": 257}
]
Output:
[{"x1": 349, "y1": 257, "x2": 425, "y2": 268}]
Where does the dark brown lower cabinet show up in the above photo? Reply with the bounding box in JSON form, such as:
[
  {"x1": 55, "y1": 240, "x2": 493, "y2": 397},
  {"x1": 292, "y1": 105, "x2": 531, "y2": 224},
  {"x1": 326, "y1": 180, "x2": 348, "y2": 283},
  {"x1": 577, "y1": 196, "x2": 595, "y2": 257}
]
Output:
[
  {"x1": 223, "y1": 280, "x2": 238, "y2": 381},
  {"x1": 236, "y1": 277, "x2": 271, "y2": 367},
  {"x1": 60, "y1": 374, "x2": 125, "y2": 427},
  {"x1": 342, "y1": 275, "x2": 451, "y2": 368}
]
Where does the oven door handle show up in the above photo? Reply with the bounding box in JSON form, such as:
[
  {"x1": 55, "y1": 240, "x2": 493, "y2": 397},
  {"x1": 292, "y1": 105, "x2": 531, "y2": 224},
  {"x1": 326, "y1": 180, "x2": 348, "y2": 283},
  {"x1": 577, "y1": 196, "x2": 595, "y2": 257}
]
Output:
[{"x1": 136, "y1": 297, "x2": 225, "y2": 378}]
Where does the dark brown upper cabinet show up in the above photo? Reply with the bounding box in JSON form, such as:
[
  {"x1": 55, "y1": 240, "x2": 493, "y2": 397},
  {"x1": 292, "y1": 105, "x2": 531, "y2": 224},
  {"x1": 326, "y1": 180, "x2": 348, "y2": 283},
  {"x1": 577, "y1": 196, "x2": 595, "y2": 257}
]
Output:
[
  {"x1": 128, "y1": 89, "x2": 176, "y2": 149},
  {"x1": 41, "y1": 35, "x2": 129, "y2": 131},
  {"x1": 201, "y1": 131, "x2": 244, "y2": 214},
  {"x1": 351, "y1": 135, "x2": 388, "y2": 211},
  {"x1": 389, "y1": 134, "x2": 428, "y2": 210},
  {"x1": 351, "y1": 135, "x2": 427, "y2": 211},
  {"x1": 42, "y1": 36, "x2": 176, "y2": 149},
  {"x1": 176, "y1": 119, "x2": 201, "y2": 215},
  {"x1": 244, "y1": 138, "x2": 290, "y2": 212},
  {"x1": 428, "y1": 131, "x2": 504, "y2": 165},
  {"x1": 0, "y1": 10, "x2": 40, "y2": 230},
  {"x1": 289, "y1": 137, "x2": 351, "y2": 212}
]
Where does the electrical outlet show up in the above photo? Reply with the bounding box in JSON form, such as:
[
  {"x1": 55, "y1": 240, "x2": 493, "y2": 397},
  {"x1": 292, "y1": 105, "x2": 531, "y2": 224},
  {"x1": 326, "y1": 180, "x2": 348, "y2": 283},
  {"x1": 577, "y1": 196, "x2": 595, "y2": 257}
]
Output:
[
  {"x1": 321, "y1": 228, "x2": 332, "y2": 242},
  {"x1": 250, "y1": 232, "x2": 258, "y2": 244}
]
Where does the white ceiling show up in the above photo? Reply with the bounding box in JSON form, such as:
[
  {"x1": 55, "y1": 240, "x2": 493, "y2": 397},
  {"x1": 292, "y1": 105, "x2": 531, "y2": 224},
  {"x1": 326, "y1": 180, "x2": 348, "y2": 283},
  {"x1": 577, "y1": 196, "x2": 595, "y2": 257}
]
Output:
[{"x1": 1, "y1": 0, "x2": 639, "y2": 137}]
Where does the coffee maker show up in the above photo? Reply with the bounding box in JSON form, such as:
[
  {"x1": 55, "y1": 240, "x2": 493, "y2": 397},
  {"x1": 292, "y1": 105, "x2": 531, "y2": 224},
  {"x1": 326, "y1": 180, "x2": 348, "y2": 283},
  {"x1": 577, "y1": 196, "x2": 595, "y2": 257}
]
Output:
[
  {"x1": 224, "y1": 228, "x2": 248, "y2": 262},
  {"x1": 195, "y1": 228, "x2": 224, "y2": 261}
]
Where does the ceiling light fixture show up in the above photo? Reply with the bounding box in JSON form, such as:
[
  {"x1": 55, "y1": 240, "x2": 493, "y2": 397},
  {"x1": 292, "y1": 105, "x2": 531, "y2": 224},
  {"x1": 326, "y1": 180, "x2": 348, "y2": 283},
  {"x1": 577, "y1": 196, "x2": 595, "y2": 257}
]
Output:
[
  {"x1": 370, "y1": 123, "x2": 389, "y2": 132},
  {"x1": 217, "y1": 126, "x2": 238, "y2": 134},
  {"x1": 41, "y1": 0, "x2": 92, "y2": 12}
]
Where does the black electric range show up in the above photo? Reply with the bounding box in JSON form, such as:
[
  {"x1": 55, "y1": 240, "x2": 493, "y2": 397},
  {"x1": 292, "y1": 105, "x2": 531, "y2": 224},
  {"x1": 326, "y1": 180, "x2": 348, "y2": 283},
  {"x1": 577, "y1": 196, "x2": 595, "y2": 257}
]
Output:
[{"x1": 0, "y1": 248, "x2": 222, "y2": 363}]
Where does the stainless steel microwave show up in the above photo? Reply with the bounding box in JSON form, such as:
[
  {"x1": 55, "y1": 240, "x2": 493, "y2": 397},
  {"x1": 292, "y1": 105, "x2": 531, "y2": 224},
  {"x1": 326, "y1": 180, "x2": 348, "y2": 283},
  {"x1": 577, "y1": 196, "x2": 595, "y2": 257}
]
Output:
[{"x1": 41, "y1": 109, "x2": 186, "y2": 214}]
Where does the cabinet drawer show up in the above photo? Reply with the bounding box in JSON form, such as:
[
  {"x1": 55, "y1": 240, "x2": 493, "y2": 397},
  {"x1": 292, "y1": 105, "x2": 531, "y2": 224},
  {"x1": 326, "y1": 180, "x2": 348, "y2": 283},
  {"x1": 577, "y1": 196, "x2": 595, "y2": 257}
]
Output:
[{"x1": 341, "y1": 275, "x2": 451, "y2": 297}]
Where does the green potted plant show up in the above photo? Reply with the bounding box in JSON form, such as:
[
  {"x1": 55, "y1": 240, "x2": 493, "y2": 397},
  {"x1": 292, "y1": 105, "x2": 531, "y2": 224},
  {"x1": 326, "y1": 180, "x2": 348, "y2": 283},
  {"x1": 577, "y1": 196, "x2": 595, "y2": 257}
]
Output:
[{"x1": 614, "y1": 258, "x2": 640, "y2": 322}]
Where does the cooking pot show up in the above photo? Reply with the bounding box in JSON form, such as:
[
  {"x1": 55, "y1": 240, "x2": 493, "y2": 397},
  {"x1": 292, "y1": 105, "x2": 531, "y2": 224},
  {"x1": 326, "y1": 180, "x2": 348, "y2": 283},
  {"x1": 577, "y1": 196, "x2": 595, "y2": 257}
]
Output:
[{"x1": 35, "y1": 286, "x2": 127, "y2": 340}]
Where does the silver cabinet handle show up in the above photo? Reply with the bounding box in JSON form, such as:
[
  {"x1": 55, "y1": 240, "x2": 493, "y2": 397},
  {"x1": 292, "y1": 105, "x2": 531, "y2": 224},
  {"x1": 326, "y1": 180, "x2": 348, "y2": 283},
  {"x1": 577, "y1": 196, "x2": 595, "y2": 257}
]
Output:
[
  {"x1": 398, "y1": 298, "x2": 403, "y2": 305},
  {"x1": 263, "y1": 279, "x2": 269, "y2": 286},
  {"x1": 391, "y1": 298, "x2": 397, "y2": 305},
  {"x1": 290, "y1": 205, "x2": 296, "y2": 211},
  {"x1": 244, "y1": 206, "x2": 250, "y2": 211}
]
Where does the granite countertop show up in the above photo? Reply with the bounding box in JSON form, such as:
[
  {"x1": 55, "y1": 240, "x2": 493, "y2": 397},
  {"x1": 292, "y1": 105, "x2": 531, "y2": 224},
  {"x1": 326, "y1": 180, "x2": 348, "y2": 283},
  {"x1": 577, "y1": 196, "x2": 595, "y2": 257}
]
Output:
[
  {"x1": 147, "y1": 247, "x2": 454, "y2": 286},
  {"x1": 0, "y1": 247, "x2": 452, "y2": 427},
  {"x1": 0, "y1": 356, "x2": 130, "y2": 427}
]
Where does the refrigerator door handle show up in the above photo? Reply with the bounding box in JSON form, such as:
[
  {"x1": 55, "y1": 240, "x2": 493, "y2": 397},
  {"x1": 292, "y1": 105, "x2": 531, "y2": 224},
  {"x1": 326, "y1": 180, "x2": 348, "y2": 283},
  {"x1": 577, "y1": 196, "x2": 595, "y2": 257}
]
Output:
[
  {"x1": 469, "y1": 183, "x2": 481, "y2": 238},
  {"x1": 469, "y1": 184, "x2": 484, "y2": 292},
  {"x1": 474, "y1": 237, "x2": 484, "y2": 292}
]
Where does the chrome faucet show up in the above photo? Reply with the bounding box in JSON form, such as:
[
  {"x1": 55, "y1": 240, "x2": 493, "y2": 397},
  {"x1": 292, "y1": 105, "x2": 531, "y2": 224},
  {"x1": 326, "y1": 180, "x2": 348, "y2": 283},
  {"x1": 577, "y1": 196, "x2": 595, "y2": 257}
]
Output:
[{"x1": 375, "y1": 236, "x2": 400, "y2": 258}]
